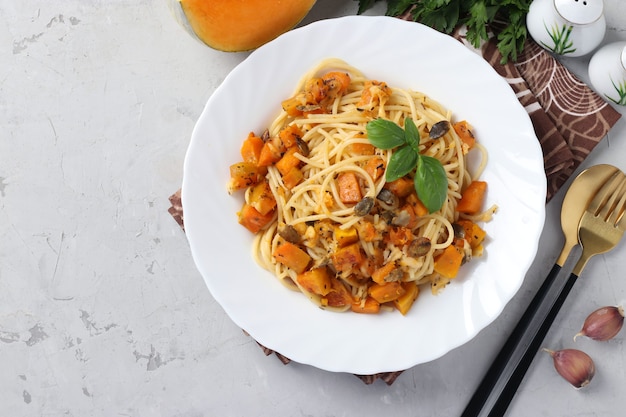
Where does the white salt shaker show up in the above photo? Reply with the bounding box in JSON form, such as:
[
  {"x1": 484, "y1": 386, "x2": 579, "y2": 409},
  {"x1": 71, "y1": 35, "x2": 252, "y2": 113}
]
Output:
[
  {"x1": 589, "y1": 41, "x2": 626, "y2": 106},
  {"x1": 526, "y1": 0, "x2": 606, "y2": 57}
]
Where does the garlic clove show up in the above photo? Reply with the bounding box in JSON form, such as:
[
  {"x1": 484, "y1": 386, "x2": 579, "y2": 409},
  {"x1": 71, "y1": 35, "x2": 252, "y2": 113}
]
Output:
[
  {"x1": 544, "y1": 348, "x2": 595, "y2": 389},
  {"x1": 575, "y1": 305, "x2": 625, "y2": 342}
]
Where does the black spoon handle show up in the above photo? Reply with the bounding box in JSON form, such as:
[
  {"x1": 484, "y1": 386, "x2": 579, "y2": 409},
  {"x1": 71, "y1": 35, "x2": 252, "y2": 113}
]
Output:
[{"x1": 461, "y1": 263, "x2": 579, "y2": 417}]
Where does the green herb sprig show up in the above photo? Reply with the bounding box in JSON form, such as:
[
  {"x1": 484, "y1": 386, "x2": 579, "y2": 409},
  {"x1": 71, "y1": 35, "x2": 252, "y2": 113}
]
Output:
[
  {"x1": 356, "y1": 0, "x2": 532, "y2": 64},
  {"x1": 366, "y1": 118, "x2": 447, "y2": 213}
]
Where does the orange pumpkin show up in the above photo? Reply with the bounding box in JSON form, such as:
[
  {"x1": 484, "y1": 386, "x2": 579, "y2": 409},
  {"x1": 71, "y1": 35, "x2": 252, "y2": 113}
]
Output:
[{"x1": 180, "y1": 0, "x2": 317, "y2": 52}]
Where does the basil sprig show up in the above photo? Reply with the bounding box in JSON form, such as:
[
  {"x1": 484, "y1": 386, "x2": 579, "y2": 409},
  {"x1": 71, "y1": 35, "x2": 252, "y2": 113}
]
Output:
[{"x1": 366, "y1": 118, "x2": 447, "y2": 213}]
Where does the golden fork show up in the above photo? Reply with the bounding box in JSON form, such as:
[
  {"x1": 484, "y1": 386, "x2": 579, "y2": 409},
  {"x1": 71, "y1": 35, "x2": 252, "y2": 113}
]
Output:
[
  {"x1": 462, "y1": 169, "x2": 626, "y2": 417},
  {"x1": 571, "y1": 172, "x2": 626, "y2": 276}
]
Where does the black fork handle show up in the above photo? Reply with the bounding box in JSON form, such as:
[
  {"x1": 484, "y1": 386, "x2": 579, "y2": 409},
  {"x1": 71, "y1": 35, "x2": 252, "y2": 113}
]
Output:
[{"x1": 461, "y1": 264, "x2": 579, "y2": 417}]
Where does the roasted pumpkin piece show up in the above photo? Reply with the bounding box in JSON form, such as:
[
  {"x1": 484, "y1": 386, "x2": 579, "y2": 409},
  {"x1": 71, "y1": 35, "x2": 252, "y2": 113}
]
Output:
[
  {"x1": 275, "y1": 147, "x2": 302, "y2": 176},
  {"x1": 238, "y1": 203, "x2": 275, "y2": 234},
  {"x1": 456, "y1": 219, "x2": 486, "y2": 249},
  {"x1": 368, "y1": 281, "x2": 406, "y2": 303},
  {"x1": 456, "y1": 180, "x2": 487, "y2": 214},
  {"x1": 281, "y1": 166, "x2": 304, "y2": 190},
  {"x1": 357, "y1": 80, "x2": 391, "y2": 111},
  {"x1": 304, "y1": 77, "x2": 327, "y2": 104},
  {"x1": 393, "y1": 281, "x2": 419, "y2": 315},
  {"x1": 278, "y1": 124, "x2": 304, "y2": 148},
  {"x1": 351, "y1": 296, "x2": 381, "y2": 314},
  {"x1": 257, "y1": 141, "x2": 283, "y2": 167},
  {"x1": 281, "y1": 95, "x2": 304, "y2": 117},
  {"x1": 363, "y1": 156, "x2": 386, "y2": 181},
  {"x1": 321, "y1": 71, "x2": 351, "y2": 96},
  {"x1": 453, "y1": 120, "x2": 476, "y2": 151},
  {"x1": 323, "y1": 277, "x2": 354, "y2": 308},
  {"x1": 273, "y1": 241, "x2": 311, "y2": 274},
  {"x1": 240, "y1": 132, "x2": 265, "y2": 164},
  {"x1": 336, "y1": 172, "x2": 362, "y2": 204},
  {"x1": 371, "y1": 261, "x2": 398, "y2": 285},
  {"x1": 248, "y1": 181, "x2": 276, "y2": 215},
  {"x1": 331, "y1": 243, "x2": 364, "y2": 273},
  {"x1": 296, "y1": 267, "x2": 332, "y2": 296},
  {"x1": 433, "y1": 244, "x2": 465, "y2": 279},
  {"x1": 388, "y1": 226, "x2": 413, "y2": 247},
  {"x1": 355, "y1": 219, "x2": 379, "y2": 243},
  {"x1": 347, "y1": 142, "x2": 376, "y2": 156},
  {"x1": 228, "y1": 162, "x2": 264, "y2": 193},
  {"x1": 405, "y1": 193, "x2": 429, "y2": 217},
  {"x1": 334, "y1": 225, "x2": 359, "y2": 248},
  {"x1": 384, "y1": 176, "x2": 414, "y2": 198}
]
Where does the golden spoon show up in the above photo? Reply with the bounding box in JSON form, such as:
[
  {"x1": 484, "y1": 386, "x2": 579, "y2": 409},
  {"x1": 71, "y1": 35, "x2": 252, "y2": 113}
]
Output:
[
  {"x1": 462, "y1": 164, "x2": 620, "y2": 417},
  {"x1": 555, "y1": 164, "x2": 619, "y2": 266}
]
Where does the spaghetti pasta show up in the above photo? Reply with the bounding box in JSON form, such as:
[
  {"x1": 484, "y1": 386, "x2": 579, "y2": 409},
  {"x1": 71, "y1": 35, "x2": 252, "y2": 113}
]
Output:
[{"x1": 228, "y1": 58, "x2": 495, "y2": 315}]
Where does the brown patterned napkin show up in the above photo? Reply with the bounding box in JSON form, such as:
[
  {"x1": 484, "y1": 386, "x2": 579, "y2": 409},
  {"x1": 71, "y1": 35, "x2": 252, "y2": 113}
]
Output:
[
  {"x1": 168, "y1": 25, "x2": 622, "y2": 385},
  {"x1": 451, "y1": 26, "x2": 621, "y2": 201}
]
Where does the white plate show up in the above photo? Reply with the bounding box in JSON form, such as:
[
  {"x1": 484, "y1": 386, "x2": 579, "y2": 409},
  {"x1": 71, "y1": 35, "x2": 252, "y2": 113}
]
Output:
[{"x1": 182, "y1": 16, "x2": 546, "y2": 374}]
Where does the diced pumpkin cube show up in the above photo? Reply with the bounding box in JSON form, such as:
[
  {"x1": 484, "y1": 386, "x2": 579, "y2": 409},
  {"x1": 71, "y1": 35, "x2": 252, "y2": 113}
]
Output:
[
  {"x1": 296, "y1": 267, "x2": 332, "y2": 296},
  {"x1": 371, "y1": 261, "x2": 397, "y2": 285},
  {"x1": 355, "y1": 220, "x2": 379, "y2": 242},
  {"x1": 240, "y1": 132, "x2": 264, "y2": 164},
  {"x1": 334, "y1": 225, "x2": 359, "y2": 248},
  {"x1": 331, "y1": 243, "x2": 364, "y2": 273},
  {"x1": 364, "y1": 156, "x2": 386, "y2": 181},
  {"x1": 248, "y1": 181, "x2": 276, "y2": 215},
  {"x1": 275, "y1": 147, "x2": 302, "y2": 176},
  {"x1": 456, "y1": 219, "x2": 486, "y2": 249},
  {"x1": 323, "y1": 277, "x2": 354, "y2": 308},
  {"x1": 393, "y1": 281, "x2": 419, "y2": 315},
  {"x1": 347, "y1": 142, "x2": 376, "y2": 155},
  {"x1": 238, "y1": 203, "x2": 274, "y2": 234},
  {"x1": 351, "y1": 296, "x2": 381, "y2": 314},
  {"x1": 384, "y1": 177, "x2": 414, "y2": 197},
  {"x1": 321, "y1": 71, "x2": 351, "y2": 96},
  {"x1": 278, "y1": 124, "x2": 304, "y2": 148},
  {"x1": 257, "y1": 141, "x2": 282, "y2": 167},
  {"x1": 388, "y1": 226, "x2": 413, "y2": 247},
  {"x1": 406, "y1": 193, "x2": 429, "y2": 217},
  {"x1": 456, "y1": 181, "x2": 487, "y2": 214},
  {"x1": 282, "y1": 166, "x2": 304, "y2": 190},
  {"x1": 336, "y1": 172, "x2": 362, "y2": 204},
  {"x1": 282, "y1": 96, "x2": 304, "y2": 117},
  {"x1": 433, "y1": 244, "x2": 464, "y2": 279},
  {"x1": 368, "y1": 281, "x2": 406, "y2": 303},
  {"x1": 273, "y1": 241, "x2": 311, "y2": 274},
  {"x1": 228, "y1": 162, "x2": 264, "y2": 193},
  {"x1": 453, "y1": 120, "x2": 476, "y2": 151},
  {"x1": 304, "y1": 77, "x2": 326, "y2": 103}
]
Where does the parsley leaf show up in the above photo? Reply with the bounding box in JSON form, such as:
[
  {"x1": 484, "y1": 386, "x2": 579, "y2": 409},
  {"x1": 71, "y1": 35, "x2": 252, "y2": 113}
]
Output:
[
  {"x1": 355, "y1": 0, "x2": 532, "y2": 63},
  {"x1": 386, "y1": 0, "x2": 415, "y2": 16}
]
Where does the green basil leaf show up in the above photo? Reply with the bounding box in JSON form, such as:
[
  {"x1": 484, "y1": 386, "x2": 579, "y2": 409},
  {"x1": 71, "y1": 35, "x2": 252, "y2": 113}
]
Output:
[
  {"x1": 403, "y1": 117, "x2": 420, "y2": 153},
  {"x1": 366, "y1": 119, "x2": 406, "y2": 150},
  {"x1": 386, "y1": 145, "x2": 418, "y2": 182},
  {"x1": 414, "y1": 156, "x2": 448, "y2": 213}
]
